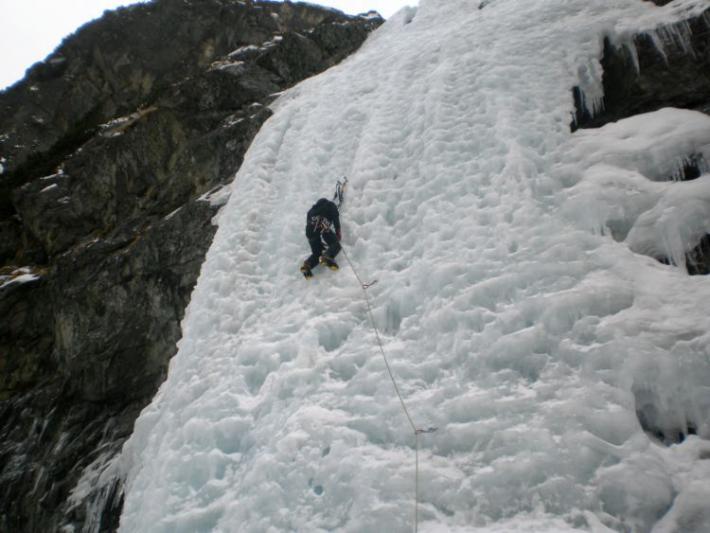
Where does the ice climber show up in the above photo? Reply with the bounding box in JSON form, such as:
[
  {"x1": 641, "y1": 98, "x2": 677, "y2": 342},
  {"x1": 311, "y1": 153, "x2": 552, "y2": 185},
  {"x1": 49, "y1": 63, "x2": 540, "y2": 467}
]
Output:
[{"x1": 301, "y1": 197, "x2": 341, "y2": 278}]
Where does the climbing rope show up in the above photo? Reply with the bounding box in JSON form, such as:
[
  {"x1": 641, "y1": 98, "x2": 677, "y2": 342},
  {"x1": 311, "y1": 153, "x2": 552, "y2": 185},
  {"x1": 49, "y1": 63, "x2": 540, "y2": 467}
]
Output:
[{"x1": 340, "y1": 246, "x2": 436, "y2": 533}]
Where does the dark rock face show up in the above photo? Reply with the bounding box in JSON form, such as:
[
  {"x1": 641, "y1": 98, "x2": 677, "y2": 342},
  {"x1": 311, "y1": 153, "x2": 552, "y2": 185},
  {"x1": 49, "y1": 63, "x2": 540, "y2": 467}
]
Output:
[
  {"x1": 574, "y1": 10, "x2": 710, "y2": 128},
  {"x1": 0, "y1": 273, "x2": 52, "y2": 399},
  {"x1": 0, "y1": 1, "x2": 382, "y2": 531},
  {"x1": 572, "y1": 6, "x2": 710, "y2": 275}
]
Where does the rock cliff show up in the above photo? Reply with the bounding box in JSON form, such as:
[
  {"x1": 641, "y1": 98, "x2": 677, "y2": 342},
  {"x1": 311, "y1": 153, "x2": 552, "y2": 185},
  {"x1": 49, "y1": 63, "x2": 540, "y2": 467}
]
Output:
[{"x1": 0, "y1": 1, "x2": 382, "y2": 531}]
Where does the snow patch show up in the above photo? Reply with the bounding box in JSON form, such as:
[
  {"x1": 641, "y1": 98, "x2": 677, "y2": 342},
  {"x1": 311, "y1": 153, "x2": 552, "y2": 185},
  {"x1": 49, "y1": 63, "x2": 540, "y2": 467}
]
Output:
[
  {"x1": 40, "y1": 183, "x2": 59, "y2": 193},
  {"x1": 224, "y1": 37, "x2": 281, "y2": 63},
  {"x1": 163, "y1": 206, "x2": 183, "y2": 221},
  {"x1": 0, "y1": 267, "x2": 41, "y2": 290},
  {"x1": 222, "y1": 115, "x2": 244, "y2": 128},
  {"x1": 209, "y1": 59, "x2": 246, "y2": 74},
  {"x1": 0, "y1": 273, "x2": 39, "y2": 288},
  {"x1": 198, "y1": 185, "x2": 231, "y2": 209},
  {"x1": 360, "y1": 11, "x2": 382, "y2": 21},
  {"x1": 99, "y1": 107, "x2": 157, "y2": 138},
  {"x1": 40, "y1": 169, "x2": 65, "y2": 180},
  {"x1": 228, "y1": 44, "x2": 259, "y2": 58}
]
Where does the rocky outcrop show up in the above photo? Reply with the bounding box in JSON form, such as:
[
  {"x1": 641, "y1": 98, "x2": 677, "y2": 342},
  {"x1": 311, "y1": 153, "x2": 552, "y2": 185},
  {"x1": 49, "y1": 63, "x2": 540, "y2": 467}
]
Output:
[
  {"x1": 573, "y1": 9, "x2": 710, "y2": 128},
  {"x1": 0, "y1": 1, "x2": 382, "y2": 531},
  {"x1": 572, "y1": 5, "x2": 710, "y2": 275}
]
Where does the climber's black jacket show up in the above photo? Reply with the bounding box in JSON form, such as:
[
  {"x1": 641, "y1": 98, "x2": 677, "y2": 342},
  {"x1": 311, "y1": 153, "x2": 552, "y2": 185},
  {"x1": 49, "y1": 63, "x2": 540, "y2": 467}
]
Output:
[{"x1": 305, "y1": 198, "x2": 340, "y2": 238}]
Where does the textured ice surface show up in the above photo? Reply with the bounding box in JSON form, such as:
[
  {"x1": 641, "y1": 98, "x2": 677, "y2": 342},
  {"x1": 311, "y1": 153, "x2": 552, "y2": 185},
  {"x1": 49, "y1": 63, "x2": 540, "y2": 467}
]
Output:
[
  {"x1": 562, "y1": 108, "x2": 710, "y2": 268},
  {"x1": 117, "y1": 1, "x2": 710, "y2": 532}
]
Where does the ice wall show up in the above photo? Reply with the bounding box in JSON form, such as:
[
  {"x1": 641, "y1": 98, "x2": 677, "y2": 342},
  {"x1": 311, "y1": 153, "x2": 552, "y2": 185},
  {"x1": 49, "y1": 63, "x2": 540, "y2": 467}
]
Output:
[{"x1": 118, "y1": 1, "x2": 710, "y2": 532}]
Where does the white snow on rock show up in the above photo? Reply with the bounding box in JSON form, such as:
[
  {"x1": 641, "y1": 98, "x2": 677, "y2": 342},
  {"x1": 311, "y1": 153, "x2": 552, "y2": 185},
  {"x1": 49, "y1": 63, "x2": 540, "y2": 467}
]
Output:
[
  {"x1": 0, "y1": 267, "x2": 41, "y2": 290},
  {"x1": 40, "y1": 183, "x2": 59, "y2": 193},
  {"x1": 98, "y1": 107, "x2": 158, "y2": 138},
  {"x1": 40, "y1": 169, "x2": 66, "y2": 180},
  {"x1": 209, "y1": 59, "x2": 246, "y2": 73},
  {"x1": 198, "y1": 184, "x2": 232, "y2": 208},
  {"x1": 117, "y1": 1, "x2": 710, "y2": 532},
  {"x1": 0, "y1": 273, "x2": 40, "y2": 289},
  {"x1": 228, "y1": 44, "x2": 260, "y2": 57}
]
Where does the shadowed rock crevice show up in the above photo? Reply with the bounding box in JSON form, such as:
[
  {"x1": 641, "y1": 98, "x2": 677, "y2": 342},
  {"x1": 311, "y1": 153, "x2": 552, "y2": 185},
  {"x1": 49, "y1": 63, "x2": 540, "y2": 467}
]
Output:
[
  {"x1": 0, "y1": 1, "x2": 383, "y2": 531},
  {"x1": 633, "y1": 384, "x2": 699, "y2": 446}
]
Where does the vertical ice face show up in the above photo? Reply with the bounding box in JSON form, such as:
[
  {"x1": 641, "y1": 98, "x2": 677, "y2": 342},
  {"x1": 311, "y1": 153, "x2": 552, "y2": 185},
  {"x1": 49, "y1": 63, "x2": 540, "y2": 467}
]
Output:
[{"x1": 118, "y1": 1, "x2": 710, "y2": 532}]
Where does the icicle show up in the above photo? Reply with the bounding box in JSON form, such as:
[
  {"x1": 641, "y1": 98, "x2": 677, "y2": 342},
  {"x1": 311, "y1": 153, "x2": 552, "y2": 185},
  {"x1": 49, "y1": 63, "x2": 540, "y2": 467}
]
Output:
[
  {"x1": 65, "y1": 452, "x2": 124, "y2": 533},
  {"x1": 641, "y1": 18, "x2": 696, "y2": 65},
  {"x1": 623, "y1": 39, "x2": 641, "y2": 74},
  {"x1": 575, "y1": 57, "x2": 605, "y2": 119},
  {"x1": 671, "y1": 157, "x2": 689, "y2": 182},
  {"x1": 698, "y1": 146, "x2": 710, "y2": 175},
  {"x1": 670, "y1": 154, "x2": 710, "y2": 182},
  {"x1": 660, "y1": 19, "x2": 695, "y2": 57}
]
